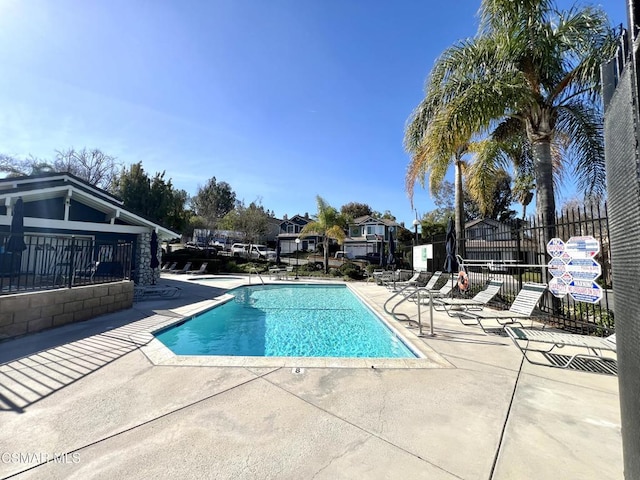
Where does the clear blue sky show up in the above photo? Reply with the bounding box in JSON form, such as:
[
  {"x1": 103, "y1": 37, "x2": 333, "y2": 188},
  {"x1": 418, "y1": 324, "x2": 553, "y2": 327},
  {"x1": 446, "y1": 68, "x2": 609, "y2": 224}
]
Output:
[{"x1": 0, "y1": 0, "x2": 627, "y2": 228}]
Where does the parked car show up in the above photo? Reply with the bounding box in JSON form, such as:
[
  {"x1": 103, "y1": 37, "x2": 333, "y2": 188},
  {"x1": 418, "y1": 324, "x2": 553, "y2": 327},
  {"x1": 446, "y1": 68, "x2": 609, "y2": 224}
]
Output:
[
  {"x1": 248, "y1": 244, "x2": 277, "y2": 260},
  {"x1": 231, "y1": 243, "x2": 250, "y2": 257},
  {"x1": 354, "y1": 252, "x2": 381, "y2": 264}
]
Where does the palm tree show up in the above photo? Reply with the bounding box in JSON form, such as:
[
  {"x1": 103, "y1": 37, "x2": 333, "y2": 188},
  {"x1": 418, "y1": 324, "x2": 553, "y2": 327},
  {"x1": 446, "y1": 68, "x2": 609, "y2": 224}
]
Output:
[
  {"x1": 405, "y1": 0, "x2": 616, "y2": 244},
  {"x1": 300, "y1": 196, "x2": 347, "y2": 274},
  {"x1": 405, "y1": 129, "x2": 469, "y2": 256}
]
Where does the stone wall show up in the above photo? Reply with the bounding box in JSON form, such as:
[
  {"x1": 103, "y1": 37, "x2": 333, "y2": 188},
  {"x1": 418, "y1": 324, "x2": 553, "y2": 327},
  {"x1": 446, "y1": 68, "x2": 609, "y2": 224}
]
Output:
[
  {"x1": 136, "y1": 231, "x2": 160, "y2": 286},
  {"x1": 0, "y1": 281, "x2": 134, "y2": 341}
]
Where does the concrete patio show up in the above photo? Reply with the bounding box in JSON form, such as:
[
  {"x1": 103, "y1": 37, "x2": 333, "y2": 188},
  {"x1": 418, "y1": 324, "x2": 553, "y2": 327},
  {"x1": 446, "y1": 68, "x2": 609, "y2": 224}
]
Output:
[{"x1": 0, "y1": 275, "x2": 622, "y2": 479}]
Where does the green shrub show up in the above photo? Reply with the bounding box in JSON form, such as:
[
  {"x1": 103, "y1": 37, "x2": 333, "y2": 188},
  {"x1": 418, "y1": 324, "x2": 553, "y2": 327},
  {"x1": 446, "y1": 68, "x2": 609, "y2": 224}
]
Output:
[{"x1": 338, "y1": 263, "x2": 364, "y2": 280}]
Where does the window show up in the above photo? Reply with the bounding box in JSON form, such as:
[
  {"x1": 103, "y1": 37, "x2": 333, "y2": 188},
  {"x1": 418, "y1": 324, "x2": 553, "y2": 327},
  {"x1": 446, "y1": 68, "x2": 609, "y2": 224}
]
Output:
[{"x1": 366, "y1": 225, "x2": 383, "y2": 235}]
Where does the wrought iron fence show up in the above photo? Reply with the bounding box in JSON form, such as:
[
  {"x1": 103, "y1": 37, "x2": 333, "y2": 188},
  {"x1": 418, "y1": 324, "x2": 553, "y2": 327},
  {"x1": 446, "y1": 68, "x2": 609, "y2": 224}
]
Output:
[
  {"x1": 425, "y1": 203, "x2": 613, "y2": 334},
  {"x1": 0, "y1": 234, "x2": 133, "y2": 296}
]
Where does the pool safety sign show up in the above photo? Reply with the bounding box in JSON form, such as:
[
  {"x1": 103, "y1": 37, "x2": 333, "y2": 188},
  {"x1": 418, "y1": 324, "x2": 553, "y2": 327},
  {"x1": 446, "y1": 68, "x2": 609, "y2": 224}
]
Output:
[
  {"x1": 546, "y1": 236, "x2": 603, "y2": 303},
  {"x1": 413, "y1": 245, "x2": 433, "y2": 272}
]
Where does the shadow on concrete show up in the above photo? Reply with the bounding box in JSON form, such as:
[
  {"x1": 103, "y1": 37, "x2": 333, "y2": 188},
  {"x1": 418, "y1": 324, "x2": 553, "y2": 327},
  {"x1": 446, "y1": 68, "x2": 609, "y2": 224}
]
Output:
[{"x1": 0, "y1": 279, "x2": 229, "y2": 413}]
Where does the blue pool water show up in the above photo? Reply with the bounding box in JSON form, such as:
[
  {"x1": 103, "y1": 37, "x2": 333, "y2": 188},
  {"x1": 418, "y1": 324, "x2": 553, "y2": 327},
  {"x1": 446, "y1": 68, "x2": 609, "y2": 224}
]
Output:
[
  {"x1": 155, "y1": 284, "x2": 417, "y2": 358},
  {"x1": 187, "y1": 276, "x2": 244, "y2": 282}
]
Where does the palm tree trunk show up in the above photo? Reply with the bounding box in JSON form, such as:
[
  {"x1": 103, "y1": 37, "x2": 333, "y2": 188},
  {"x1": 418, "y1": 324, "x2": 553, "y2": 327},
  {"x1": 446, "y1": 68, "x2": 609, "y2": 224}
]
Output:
[
  {"x1": 532, "y1": 140, "x2": 556, "y2": 231},
  {"x1": 454, "y1": 159, "x2": 465, "y2": 259},
  {"x1": 532, "y1": 138, "x2": 560, "y2": 313},
  {"x1": 323, "y1": 238, "x2": 329, "y2": 274}
]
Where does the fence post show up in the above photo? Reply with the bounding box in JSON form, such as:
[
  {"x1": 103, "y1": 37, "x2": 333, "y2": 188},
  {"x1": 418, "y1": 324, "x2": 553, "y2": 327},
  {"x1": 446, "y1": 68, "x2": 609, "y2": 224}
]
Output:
[
  {"x1": 67, "y1": 236, "x2": 75, "y2": 289},
  {"x1": 515, "y1": 221, "x2": 523, "y2": 292}
]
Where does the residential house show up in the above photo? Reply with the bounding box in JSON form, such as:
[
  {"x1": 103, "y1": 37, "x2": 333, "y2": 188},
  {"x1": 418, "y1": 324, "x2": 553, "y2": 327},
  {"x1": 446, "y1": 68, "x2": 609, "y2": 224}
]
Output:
[
  {"x1": 342, "y1": 215, "x2": 400, "y2": 259},
  {"x1": 464, "y1": 218, "x2": 535, "y2": 264},
  {"x1": 276, "y1": 214, "x2": 323, "y2": 254}
]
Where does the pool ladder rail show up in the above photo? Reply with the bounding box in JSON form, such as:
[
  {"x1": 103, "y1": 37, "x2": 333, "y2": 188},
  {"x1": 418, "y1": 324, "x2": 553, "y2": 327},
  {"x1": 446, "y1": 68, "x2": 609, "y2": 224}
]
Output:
[
  {"x1": 248, "y1": 266, "x2": 265, "y2": 285},
  {"x1": 383, "y1": 284, "x2": 437, "y2": 337}
]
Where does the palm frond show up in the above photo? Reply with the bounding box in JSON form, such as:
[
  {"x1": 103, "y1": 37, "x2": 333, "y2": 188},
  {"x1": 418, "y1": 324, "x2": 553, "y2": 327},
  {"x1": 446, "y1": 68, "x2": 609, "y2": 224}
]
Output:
[{"x1": 556, "y1": 101, "x2": 606, "y2": 198}]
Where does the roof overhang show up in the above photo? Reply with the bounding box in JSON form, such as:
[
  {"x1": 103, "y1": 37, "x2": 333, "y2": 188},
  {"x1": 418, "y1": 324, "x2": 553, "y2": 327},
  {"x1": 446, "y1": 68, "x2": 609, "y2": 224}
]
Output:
[{"x1": 0, "y1": 174, "x2": 180, "y2": 239}]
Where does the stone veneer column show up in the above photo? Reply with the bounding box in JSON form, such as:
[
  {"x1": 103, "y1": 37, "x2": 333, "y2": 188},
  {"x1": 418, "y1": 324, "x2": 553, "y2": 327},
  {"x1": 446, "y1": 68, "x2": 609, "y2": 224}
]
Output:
[{"x1": 136, "y1": 232, "x2": 160, "y2": 286}]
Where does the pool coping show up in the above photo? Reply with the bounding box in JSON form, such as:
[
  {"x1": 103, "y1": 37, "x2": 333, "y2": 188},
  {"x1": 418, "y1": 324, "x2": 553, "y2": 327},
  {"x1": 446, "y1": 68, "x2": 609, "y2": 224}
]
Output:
[{"x1": 138, "y1": 281, "x2": 453, "y2": 369}]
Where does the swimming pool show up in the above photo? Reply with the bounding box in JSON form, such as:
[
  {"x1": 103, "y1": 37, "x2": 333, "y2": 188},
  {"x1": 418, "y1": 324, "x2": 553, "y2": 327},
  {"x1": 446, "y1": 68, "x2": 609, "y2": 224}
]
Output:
[
  {"x1": 154, "y1": 284, "x2": 417, "y2": 358},
  {"x1": 187, "y1": 275, "x2": 244, "y2": 282}
]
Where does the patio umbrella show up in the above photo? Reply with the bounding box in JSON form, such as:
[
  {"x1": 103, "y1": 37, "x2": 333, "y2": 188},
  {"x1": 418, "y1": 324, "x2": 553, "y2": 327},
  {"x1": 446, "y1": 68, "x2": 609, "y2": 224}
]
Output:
[
  {"x1": 275, "y1": 239, "x2": 281, "y2": 264},
  {"x1": 443, "y1": 217, "x2": 458, "y2": 297},
  {"x1": 387, "y1": 229, "x2": 396, "y2": 267},
  {"x1": 5, "y1": 198, "x2": 26, "y2": 284},
  {"x1": 379, "y1": 235, "x2": 385, "y2": 267},
  {"x1": 150, "y1": 231, "x2": 159, "y2": 284},
  {"x1": 6, "y1": 198, "x2": 27, "y2": 254}
]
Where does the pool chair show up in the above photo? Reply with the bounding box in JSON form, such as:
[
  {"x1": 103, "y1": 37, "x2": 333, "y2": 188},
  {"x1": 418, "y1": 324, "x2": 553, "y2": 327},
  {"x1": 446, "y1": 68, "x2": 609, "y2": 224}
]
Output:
[
  {"x1": 399, "y1": 276, "x2": 453, "y2": 305},
  {"x1": 421, "y1": 278, "x2": 453, "y2": 301},
  {"x1": 268, "y1": 266, "x2": 285, "y2": 280},
  {"x1": 161, "y1": 262, "x2": 177, "y2": 271},
  {"x1": 386, "y1": 271, "x2": 432, "y2": 291},
  {"x1": 434, "y1": 279, "x2": 504, "y2": 316},
  {"x1": 377, "y1": 269, "x2": 401, "y2": 287},
  {"x1": 504, "y1": 326, "x2": 617, "y2": 372},
  {"x1": 170, "y1": 262, "x2": 192, "y2": 274},
  {"x1": 382, "y1": 270, "x2": 417, "y2": 290},
  {"x1": 456, "y1": 282, "x2": 547, "y2": 333},
  {"x1": 187, "y1": 262, "x2": 208, "y2": 274},
  {"x1": 422, "y1": 271, "x2": 443, "y2": 291}
]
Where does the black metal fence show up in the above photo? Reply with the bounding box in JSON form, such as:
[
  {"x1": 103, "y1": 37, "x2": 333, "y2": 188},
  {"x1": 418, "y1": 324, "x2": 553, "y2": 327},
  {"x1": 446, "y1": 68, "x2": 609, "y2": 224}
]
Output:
[
  {"x1": 425, "y1": 203, "x2": 613, "y2": 334},
  {"x1": 0, "y1": 234, "x2": 133, "y2": 296}
]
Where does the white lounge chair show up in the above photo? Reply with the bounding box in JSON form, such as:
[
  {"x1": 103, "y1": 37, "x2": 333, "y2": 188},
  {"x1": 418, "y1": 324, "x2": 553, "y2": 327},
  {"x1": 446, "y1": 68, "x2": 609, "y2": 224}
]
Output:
[
  {"x1": 400, "y1": 276, "x2": 452, "y2": 305},
  {"x1": 505, "y1": 326, "x2": 617, "y2": 371},
  {"x1": 456, "y1": 282, "x2": 547, "y2": 333},
  {"x1": 385, "y1": 271, "x2": 430, "y2": 290},
  {"x1": 170, "y1": 262, "x2": 192, "y2": 274},
  {"x1": 434, "y1": 279, "x2": 504, "y2": 315},
  {"x1": 423, "y1": 271, "x2": 442, "y2": 291},
  {"x1": 187, "y1": 262, "x2": 208, "y2": 274}
]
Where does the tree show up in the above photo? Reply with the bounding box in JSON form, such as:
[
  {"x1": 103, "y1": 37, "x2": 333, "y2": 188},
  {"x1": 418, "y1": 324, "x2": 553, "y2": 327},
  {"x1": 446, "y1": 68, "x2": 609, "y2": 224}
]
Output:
[
  {"x1": 112, "y1": 162, "x2": 188, "y2": 233},
  {"x1": 300, "y1": 196, "x2": 347, "y2": 273},
  {"x1": 1, "y1": 148, "x2": 121, "y2": 191},
  {"x1": 405, "y1": 0, "x2": 616, "y2": 246},
  {"x1": 190, "y1": 177, "x2": 236, "y2": 229},
  {"x1": 223, "y1": 200, "x2": 271, "y2": 244},
  {"x1": 340, "y1": 202, "x2": 372, "y2": 220},
  {"x1": 54, "y1": 148, "x2": 121, "y2": 191},
  {"x1": 420, "y1": 214, "x2": 447, "y2": 240},
  {"x1": 428, "y1": 181, "x2": 455, "y2": 222},
  {"x1": 0, "y1": 154, "x2": 54, "y2": 176},
  {"x1": 464, "y1": 170, "x2": 517, "y2": 222},
  {"x1": 372, "y1": 210, "x2": 397, "y2": 221}
]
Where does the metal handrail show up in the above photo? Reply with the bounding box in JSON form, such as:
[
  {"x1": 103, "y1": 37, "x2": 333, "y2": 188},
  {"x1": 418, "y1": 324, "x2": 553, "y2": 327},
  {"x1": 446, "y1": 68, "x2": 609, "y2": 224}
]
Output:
[
  {"x1": 383, "y1": 284, "x2": 435, "y2": 336},
  {"x1": 248, "y1": 267, "x2": 264, "y2": 285}
]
